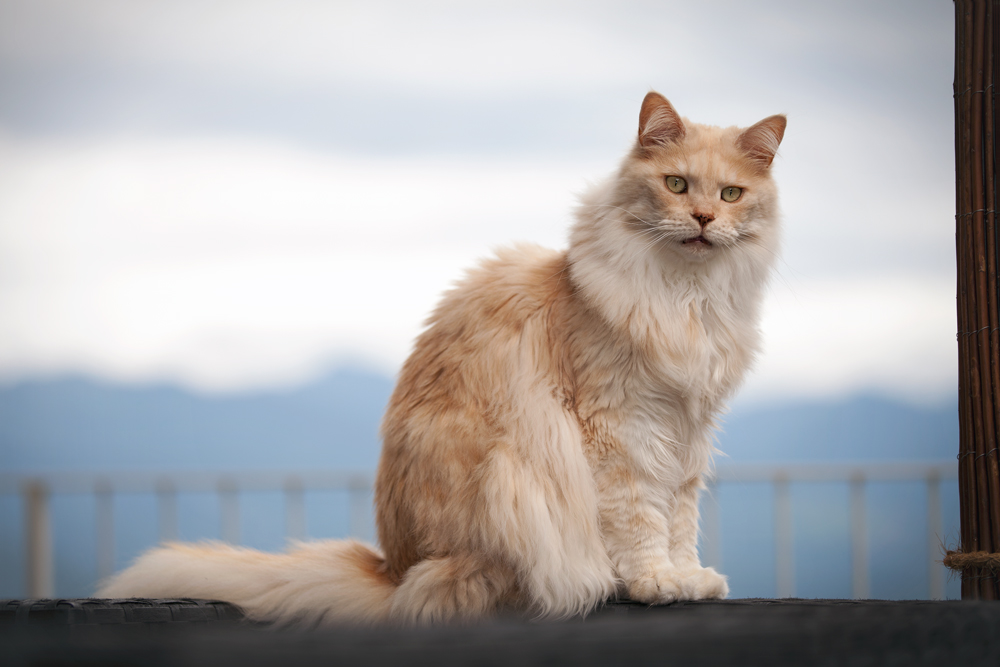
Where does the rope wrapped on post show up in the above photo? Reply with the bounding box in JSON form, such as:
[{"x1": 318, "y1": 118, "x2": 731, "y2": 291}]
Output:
[{"x1": 944, "y1": 550, "x2": 1000, "y2": 573}]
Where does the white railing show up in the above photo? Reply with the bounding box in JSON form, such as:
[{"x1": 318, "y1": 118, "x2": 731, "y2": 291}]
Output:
[
  {"x1": 701, "y1": 462, "x2": 956, "y2": 600},
  {"x1": 0, "y1": 470, "x2": 373, "y2": 598},
  {"x1": 0, "y1": 462, "x2": 957, "y2": 600}
]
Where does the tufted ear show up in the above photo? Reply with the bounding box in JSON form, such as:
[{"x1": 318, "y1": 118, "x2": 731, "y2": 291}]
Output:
[
  {"x1": 736, "y1": 115, "x2": 786, "y2": 169},
  {"x1": 638, "y1": 92, "x2": 685, "y2": 148}
]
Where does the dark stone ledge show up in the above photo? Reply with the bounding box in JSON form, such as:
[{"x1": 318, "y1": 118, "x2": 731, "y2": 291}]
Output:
[{"x1": 3, "y1": 598, "x2": 1000, "y2": 666}]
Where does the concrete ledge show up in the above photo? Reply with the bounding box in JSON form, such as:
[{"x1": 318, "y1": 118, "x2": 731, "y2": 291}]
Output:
[{"x1": 4, "y1": 598, "x2": 999, "y2": 666}]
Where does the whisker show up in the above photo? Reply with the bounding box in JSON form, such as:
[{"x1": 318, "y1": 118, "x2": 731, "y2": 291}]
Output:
[
  {"x1": 637, "y1": 229, "x2": 670, "y2": 254},
  {"x1": 737, "y1": 232, "x2": 799, "y2": 292}
]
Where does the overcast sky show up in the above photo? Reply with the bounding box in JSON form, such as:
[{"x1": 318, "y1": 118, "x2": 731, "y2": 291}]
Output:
[{"x1": 0, "y1": 0, "x2": 956, "y2": 405}]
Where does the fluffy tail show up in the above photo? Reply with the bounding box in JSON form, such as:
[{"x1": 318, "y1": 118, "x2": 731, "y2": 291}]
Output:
[{"x1": 97, "y1": 539, "x2": 395, "y2": 626}]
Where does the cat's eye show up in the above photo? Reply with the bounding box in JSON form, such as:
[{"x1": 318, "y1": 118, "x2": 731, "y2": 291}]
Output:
[
  {"x1": 666, "y1": 176, "x2": 687, "y2": 193},
  {"x1": 721, "y1": 186, "x2": 742, "y2": 202}
]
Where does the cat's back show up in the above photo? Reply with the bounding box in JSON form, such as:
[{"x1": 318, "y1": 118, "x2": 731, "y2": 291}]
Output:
[
  {"x1": 431, "y1": 242, "x2": 570, "y2": 336},
  {"x1": 386, "y1": 242, "x2": 571, "y2": 418}
]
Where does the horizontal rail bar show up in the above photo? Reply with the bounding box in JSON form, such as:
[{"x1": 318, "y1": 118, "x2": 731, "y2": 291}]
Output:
[
  {"x1": 709, "y1": 462, "x2": 957, "y2": 484},
  {"x1": 0, "y1": 463, "x2": 957, "y2": 496},
  {"x1": 0, "y1": 470, "x2": 375, "y2": 495}
]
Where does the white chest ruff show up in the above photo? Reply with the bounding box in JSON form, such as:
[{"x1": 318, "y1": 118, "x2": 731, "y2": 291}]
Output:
[{"x1": 611, "y1": 297, "x2": 754, "y2": 489}]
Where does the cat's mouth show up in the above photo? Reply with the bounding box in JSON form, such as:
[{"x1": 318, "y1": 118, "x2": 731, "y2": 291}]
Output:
[{"x1": 682, "y1": 235, "x2": 713, "y2": 247}]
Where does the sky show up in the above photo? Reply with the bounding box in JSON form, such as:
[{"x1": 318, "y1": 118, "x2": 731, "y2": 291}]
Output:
[{"x1": 0, "y1": 0, "x2": 957, "y2": 405}]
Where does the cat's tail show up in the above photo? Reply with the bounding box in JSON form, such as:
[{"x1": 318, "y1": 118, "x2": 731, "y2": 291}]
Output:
[{"x1": 96, "y1": 539, "x2": 395, "y2": 626}]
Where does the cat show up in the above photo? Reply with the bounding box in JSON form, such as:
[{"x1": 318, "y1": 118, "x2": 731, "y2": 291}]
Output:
[{"x1": 98, "y1": 92, "x2": 786, "y2": 626}]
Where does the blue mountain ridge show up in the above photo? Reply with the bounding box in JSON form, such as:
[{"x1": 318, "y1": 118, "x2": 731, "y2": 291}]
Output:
[
  {"x1": 0, "y1": 367, "x2": 393, "y2": 472},
  {"x1": 719, "y1": 394, "x2": 958, "y2": 463},
  {"x1": 0, "y1": 369, "x2": 958, "y2": 471},
  {"x1": 0, "y1": 368, "x2": 961, "y2": 601}
]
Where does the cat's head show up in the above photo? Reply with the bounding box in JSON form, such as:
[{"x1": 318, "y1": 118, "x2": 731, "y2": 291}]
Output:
[{"x1": 612, "y1": 92, "x2": 785, "y2": 265}]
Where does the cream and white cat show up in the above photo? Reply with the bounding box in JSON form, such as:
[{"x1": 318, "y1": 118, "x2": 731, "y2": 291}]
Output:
[{"x1": 99, "y1": 92, "x2": 786, "y2": 626}]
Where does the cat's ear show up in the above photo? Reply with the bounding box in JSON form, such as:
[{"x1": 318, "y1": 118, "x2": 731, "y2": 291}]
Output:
[
  {"x1": 638, "y1": 92, "x2": 685, "y2": 148},
  {"x1": 737, "y1": 115, "x2": 787, "y2": 169}
]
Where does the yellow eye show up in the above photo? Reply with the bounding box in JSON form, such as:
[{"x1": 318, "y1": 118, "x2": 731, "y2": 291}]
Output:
[
  {"x1": 666, "y1": 176, "x2": 687, "y2": 193},
  {"x1": 721, "y1": 186, "x2": 742, "y2": 202}
]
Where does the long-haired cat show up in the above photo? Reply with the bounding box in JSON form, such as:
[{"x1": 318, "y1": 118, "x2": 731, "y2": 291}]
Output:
[{"x1": 99, "y1": 92, "x2": 786, "y2": 626}]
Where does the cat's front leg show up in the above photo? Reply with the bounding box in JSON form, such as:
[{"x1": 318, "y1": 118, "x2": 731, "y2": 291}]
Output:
[
  {"x1": 594, "y1": 461, "x2": 687, "y2": 604},
  {"x1": 596, "y1": 464, "x2": 727, "y2": 604},
  {"x1": 667, "y1": 477, "x2": 728, "y2": 600}
]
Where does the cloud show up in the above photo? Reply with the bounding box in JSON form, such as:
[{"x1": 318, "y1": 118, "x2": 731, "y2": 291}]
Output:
[
  {"x1": 0, "y1": 1, "x2": 960, "y2": 402},
  {"x1": 742, "y1": 275, "x2": 956, "y2": 406},
  {"x1": 0, "y1": 136, "x2": 592, "y2": 388},
  {"x1": 0, "y1": 135, "x2": 958, "y2": 401},
  {"x1": 0, "y1": 0, "x2": 951, "y2": 104}
]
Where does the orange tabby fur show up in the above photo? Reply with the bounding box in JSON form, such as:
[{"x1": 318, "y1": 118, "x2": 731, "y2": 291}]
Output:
[{"x1": 99, "y1": 92, "x2": 786, "y2": 626}]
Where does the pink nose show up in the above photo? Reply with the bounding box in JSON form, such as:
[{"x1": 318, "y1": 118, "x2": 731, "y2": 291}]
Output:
[{"x1": 692, "y1": 211, "x2": 715, "y2": 227}]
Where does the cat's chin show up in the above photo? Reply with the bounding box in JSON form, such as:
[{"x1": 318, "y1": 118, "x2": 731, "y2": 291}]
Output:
[
  {"x1": 676, "y1": 236, "x2": 716, "y2": 259},
  {"x1": 681, "y1": 235, "x2": 712, "y2": 248}
]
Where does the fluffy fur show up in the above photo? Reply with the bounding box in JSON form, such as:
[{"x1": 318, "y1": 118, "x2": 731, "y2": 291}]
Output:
[{"x1": 98, "y1": 92, "x2": 786, "y2": 626}]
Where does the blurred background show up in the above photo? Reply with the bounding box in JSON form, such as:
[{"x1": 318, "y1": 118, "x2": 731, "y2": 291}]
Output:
[{"x1": 0, "y1": 0, "x2": 960, "y2": 600}]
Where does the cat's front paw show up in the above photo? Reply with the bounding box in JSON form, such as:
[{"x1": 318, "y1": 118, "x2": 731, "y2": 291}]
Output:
[
  {"x1": 677, "y1": 566, "x2": 728, "y2": 600},
  {"x1": 625, "y1": 565, "x2": 728, "y2": 604},
  {"x1": 625, "y1": 568, "x2": 684, "y2": 604}
]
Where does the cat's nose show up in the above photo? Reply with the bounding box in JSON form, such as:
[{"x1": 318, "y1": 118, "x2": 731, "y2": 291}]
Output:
[{"x1": 692, "y1": 210, "x2": 715, "y2": 228}]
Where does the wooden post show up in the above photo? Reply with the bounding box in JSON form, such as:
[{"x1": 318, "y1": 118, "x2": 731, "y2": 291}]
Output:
[{"x1": 955, "y1": 0, "x2": 1000, "y2": 600}]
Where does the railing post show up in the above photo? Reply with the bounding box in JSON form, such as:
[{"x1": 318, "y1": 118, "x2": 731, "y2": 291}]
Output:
[
  {"x1": 218, "y1": 477, "x2": 240, "y2": 544},
  {"x1": 95, "y1": 478, "x2": 115, "y2": 583},
  {"x1": 850, "y1": 472, "x2": 870, "y2": 598},
  {"x1": 284, "y1": 475, "x2": 306, "y2": 542},
  {"x1": 156, "y1": 477, "x2": 178, "y2": 543},
  {"x1": 700, "y1": 480, "x2": 722, "y2": 571},
  {"x1": 773, "y1": 473, "x2": 795, "y2": 598},
  {"x1": 349, "y1": 476, "x2": 368, "y2": 540},
  {"x1": 926, "y1": 470, "x2": 945, "y2": 600},
  {"x1": 24, "y1": 479, "x2": 53, "y2": 598}
]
